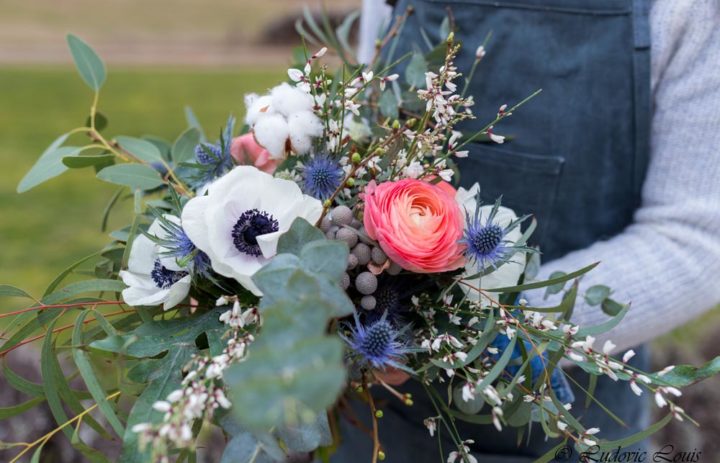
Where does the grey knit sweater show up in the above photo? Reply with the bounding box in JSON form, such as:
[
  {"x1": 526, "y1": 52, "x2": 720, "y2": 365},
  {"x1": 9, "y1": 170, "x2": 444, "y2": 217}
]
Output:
[{"x1": 360, "y1": 0, "x2": 720, "y2": 353}]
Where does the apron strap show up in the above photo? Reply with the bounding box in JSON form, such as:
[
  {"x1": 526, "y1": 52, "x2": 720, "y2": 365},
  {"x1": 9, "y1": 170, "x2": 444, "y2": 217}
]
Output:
[{"x1": 632, "y1": 0, "x2": 652, "y2": 209}]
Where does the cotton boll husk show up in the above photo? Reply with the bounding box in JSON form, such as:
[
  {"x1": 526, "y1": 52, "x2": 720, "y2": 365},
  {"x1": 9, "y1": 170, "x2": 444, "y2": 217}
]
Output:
[
  {"x1": 253, "y1": 114, "x2": 290, "y2": 159},
  {"x1": 270, "y1": 83, "x2": 314, "y2": 117},
  {"x1": 287, "y1": 111, "x2": 323, "y2": 154},
  {"x1": 244, "y1": 94, "x2": 273, "y2": 126}
]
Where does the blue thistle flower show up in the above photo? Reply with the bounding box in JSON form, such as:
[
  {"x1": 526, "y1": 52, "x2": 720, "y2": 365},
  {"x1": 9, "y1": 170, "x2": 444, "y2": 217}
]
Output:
[
  {"x1": 460, "y1": 195, "x2": 531, "y2": 270},
  {"x1": 341, "y1": 312, "x2": 416, "y2": 372},
  {"x1": 186, "y1": 115, "x2": 236, "y2": 187},
  {"x1": 302, "y1": 155, "x2": 344, "y2": 200},
  {"x1": 154, "y1": 215, "x2": 212, "y2": 277}
]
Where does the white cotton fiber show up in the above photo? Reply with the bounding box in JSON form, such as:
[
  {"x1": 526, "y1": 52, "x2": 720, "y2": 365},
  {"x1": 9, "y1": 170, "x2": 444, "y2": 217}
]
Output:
[
  {"x1": 244, "y1": 94, "x2": 273, "y2": 126},
  {"x1": 270, "y1": 83, "x2": 314, "y2": 118},
  {"x1": 287, "y1": 111, "x2": 323, "y2": 154},
  {"x1": 253, "y1": 113, "x2": 289, "y2": 159}
]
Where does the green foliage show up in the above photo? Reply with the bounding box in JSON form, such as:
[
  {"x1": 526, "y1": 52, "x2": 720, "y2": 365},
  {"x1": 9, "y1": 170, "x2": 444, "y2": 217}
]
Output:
[
  {"x1": 96, "y1": 163, "x2": 165, "y2": 190},
  {"x1": 116, "y1": 136, "x2": 164, "y2": 163},
  {"x1": 224, "y1": 219, "x2": 352, "y2": 432},
  {"x1": 17, "y1": 133, "x2": 81, "y2": 193},
  {"x1": 66, "y1": 34, "x2": 106, "y2": 92},
  {"x1": 650, "y1": 355, "x2": 720, "y2": 387},
  {"x1": 172, "y1": 128, "x2": 201, "y2": 164},
  {"x1": 405, "y1": 52, "x2": 429, "y2": 88}
]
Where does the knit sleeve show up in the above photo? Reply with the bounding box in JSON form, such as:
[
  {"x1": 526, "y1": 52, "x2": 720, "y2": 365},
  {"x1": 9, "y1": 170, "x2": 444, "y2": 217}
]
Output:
[{"x1": 525, "y1": 0, "x2": 720, "y2": 353}]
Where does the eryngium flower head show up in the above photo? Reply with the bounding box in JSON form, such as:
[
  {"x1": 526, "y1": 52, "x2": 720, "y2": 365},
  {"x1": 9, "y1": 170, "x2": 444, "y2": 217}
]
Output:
[
  {"x1": 301, "y1": 155, "x2": 343, "y2": 200},
  {"x1": 341, "y1": 312, "x2": 415, "y2": 371},
  {"x1": 187, "y1": 115, "x2": 236, "y2": 187}
]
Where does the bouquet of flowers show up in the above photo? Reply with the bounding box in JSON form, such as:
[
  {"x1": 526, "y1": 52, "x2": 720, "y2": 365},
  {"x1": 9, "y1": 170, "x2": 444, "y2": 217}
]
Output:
[{"x1": 3, "y1": 11, "x2": 718, "y2": 463}]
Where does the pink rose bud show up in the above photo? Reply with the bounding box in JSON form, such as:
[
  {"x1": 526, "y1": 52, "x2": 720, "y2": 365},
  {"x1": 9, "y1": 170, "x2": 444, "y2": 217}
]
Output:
[
  {"x1": 230, "y1": 134, "x2": 280, "y2": 174},
  {"x1": 363, "y1": 179, "x2": 466, "y2": 273}
]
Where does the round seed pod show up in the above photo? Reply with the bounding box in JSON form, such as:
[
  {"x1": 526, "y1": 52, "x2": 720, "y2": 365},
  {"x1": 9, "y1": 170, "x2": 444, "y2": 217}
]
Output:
[
  {"x1": 387, "y1": 261, "x2": 402, "y2": 275},
  {"x1": 320, "y1": 214, "x2": 333, "y2": 232},
  {"x1": 355, "y1": 272, "x2": 378, "y2": 295},
  {"x1": 352, "y1": 243, "x2": 372, "y2": 266},
  {"x1": 371, "y1": 247, "x2": 388, "y2": 265},
  {"x1": 331, "y1": 205, "x2": 353, "y2": 226},
  {"x1": 341, "y1": 273, "x2": 351, "y2": 290},
  {"x1": 347, "y1": 253, "x2": 359, "y2": 270},
  {"x1": 357, "y1": 226, "x2": 375, "y2": 245},
  {"x1": 360, "y1": 295, "x2": 377, "y2": 311},
  {"x1": 350, "y1": 219, "x2": 363, "y2": 229},
  {"x1": 336, "y1": 227, "x2": 359, "y2": 248}
]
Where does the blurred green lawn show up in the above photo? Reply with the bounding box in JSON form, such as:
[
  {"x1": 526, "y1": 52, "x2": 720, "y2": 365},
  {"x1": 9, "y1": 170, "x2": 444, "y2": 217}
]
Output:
[{"x1": 0, "y1": 66, "x2": 282, "y2": 298}]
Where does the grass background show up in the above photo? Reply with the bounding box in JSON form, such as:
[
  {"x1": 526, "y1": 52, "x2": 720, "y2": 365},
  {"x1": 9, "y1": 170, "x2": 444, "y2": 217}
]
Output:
[{"x1": 0, "y1": 67, "x2": 282, "y2": 297}]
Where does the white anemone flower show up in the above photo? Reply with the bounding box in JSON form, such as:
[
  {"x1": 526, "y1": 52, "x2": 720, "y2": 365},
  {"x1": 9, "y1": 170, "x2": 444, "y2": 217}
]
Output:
[
  {"x1": 456, "y1": 183, "x2": 525, "y2": 304},
  {"x1": 244, "y1": 83, "x2": 323, "y2": 159},
  {"x1": 181, "y1": 166, "x2": 323, "y2": 296},
  {"x1": 120, "y1": 218, "x2": 191, "y2": 310}
]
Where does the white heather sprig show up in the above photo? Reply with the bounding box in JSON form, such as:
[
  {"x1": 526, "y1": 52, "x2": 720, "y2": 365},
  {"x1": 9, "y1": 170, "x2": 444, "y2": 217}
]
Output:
[{"x1": 133, "y1": 302, "x2": 259, "y2": 456}]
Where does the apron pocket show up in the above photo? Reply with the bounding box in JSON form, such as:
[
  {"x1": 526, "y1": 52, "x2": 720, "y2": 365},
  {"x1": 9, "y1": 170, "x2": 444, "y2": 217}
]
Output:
[{"x1": 456, "y1": 143, "x2": 564, "y2": 247}]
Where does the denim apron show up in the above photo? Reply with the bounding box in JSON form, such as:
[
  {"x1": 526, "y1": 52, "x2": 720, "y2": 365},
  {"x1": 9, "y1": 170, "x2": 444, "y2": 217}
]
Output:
[{"x1": 332, "y1": 0, "x2": 652, "y2": 461}]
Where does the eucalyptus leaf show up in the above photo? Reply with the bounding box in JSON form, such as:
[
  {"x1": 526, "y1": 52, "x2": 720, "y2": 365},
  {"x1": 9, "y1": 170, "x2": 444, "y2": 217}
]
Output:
[
  {"x1": 452, "y1": 385, "x2": 485, "y2": 415},
  {"x1": 277, "y1": 218, "x2": 325, "y2": 255},
  {"x1": 276, "y1": 413, "x2": 332, "y2": 453},
  {"x1": 601, "y1": 297, "x2": 624, "y2": 316},
  {"x1": 405, "y1": 52, "x2": 428, "y2": 88},
  {"x1": 97, "y1": 164, "x2": 165, "y2": 190},
  {"x1": 17, "y1": 134, "x2": 81, "y2": 192},
  {"x1": 650, "y1": 355, "x2": 720, "y2": 388},
  {"x1": 63, "y1": 154, "x2": 115, "y2": 169},
  {"x1": 544, "y1": 271, "x2": 567, "y2": 297},
  {"x1": 0, "y1": 284, "x2": 33, "y2": 299},
  {"x1": 67, "y1": 34, "x2": 106, "y2": 91},
  {"x1": 172, "y1": 127, "x2": 201, "y2": 164},
  {"x1": 584, "y1": 285, "x2": 611, "y2": 306},
  {"x1": 379, "y1": 89, "x2": 399, "y2": 119},
  {"x1": 221, "y1": 432, "x2": 285, "y2": 463},
  {"x1": 116, "y1": 136, "x2": 163, "y2": 163}
]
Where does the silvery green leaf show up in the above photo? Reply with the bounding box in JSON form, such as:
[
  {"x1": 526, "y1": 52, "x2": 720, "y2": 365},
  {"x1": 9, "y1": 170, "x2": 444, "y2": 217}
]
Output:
[
  {"x1": 379, "y1": 89, "x2": 399, "y2": 119},
  {"x1": 277, "y1": 218, "x2": 325, "y2": 255},
  {"x1": 172, "y1": 127, "x2": 201, "y2": 164},
  {"x1": 601, "y1": 297, "x2": 624, "y2": 316},
  {"x1": 17, "y1": 133, "x2": 81, "y2": 192},
  {"x1": 221, "y1": 431, "x2": 285, "y2": 463},
  {"x1": 116, "y1": 136, "x2": 163, "y2": 163},
  {"x1": 96, "y1": 164, "x2": 165, "y2": 190},
  {"x1": 67, "y1": 34, "x2": 106, "y2": 91},
  {"x1": 405, "y1": 52, "x2": 428, "y2": 88},
  {"x1": 544, "y1": 271, "x2": 567, "y2": 297},
  {"x1": 276, "y1": 413, "x2": 332, "y2": 453},
  {"x1": 452, "y1": 385, "x2": 485, "y2": 415},
  {"x1": 300, "y1": 240, "x2": 348, "y2": 281},
  {"x1": 584, "y1": 285, "x2": 611, "y2": 306}
]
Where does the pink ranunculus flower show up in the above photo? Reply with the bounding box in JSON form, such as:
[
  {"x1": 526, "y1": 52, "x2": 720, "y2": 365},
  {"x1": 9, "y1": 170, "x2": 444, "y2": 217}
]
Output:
[
  {"x1": 230, "y1": 133, "x2": 280, "y2": 174},
  {"x1": 363, "y1": 179, "x2": 466, "y2": 273}
]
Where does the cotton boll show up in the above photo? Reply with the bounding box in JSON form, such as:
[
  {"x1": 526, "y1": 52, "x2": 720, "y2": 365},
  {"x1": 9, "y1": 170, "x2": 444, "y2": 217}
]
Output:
[
  {"x1": 287, "y1": 111, "x2": 323, "y2": 155},
  {"x1": 253, "y1": 114, "x2": 289, "y2": 159},
  {"x1": 245, "y1": 94, "x2": 273, "y2": 126},
  {"x1": 270, "y1": 83, "x2": 314, "y2": 117}
]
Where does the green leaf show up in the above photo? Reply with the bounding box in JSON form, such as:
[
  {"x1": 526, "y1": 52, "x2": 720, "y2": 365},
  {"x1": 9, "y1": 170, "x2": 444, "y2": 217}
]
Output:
[
  {"x1": 184, "y1": 106, "x2": 206, "y2": 142},
  {"x1": 172, "y1": 128, "x2": 201, "y2": 164},
  {"x1": 221, "y1": 431, "x2": 285, "y2": 463},
  {"x1": 486, "y1": 262, "x2": 600, "y2": 293},
  {"x1": 42, "y1": 278, "x2": 126, "y2": 305},
  {"x1": 300, "y1": 240, "x2": 349, "y2": 281},
  {"x1": 0, "y1": 284, "x2": 33, "y2": 299},
  {"x1": 0, "y1": 396, "x2": 45, "y2": 419},
  {"x1": 650, "y1": 355, "x2": 720, "y2": 388},
  {"x1": 276, "y1": 414, "x2": 332, "y2": 453},
  {"x1": 335, "y1": 11, "x2": 360, "y2": 55},
  {"x1": 41, "y1": 318, "x2": 74, "y2": 439},
  {"x1": 404, "y1": 52, "x2": 428, "y2": 88},
  {"x1": 72, "y1": 311, "x2": 125, "y2": 437},
  {"x1": 585, "y1": 285, "x2": 611, "y2": 306},
  {"x1": 97, "y1": 163, "x2": 165, "y2": 190},
  {"x1": 66, "y1": 34, "x2": 106, "y2": 91},
  {"x1": 17, "y1": 132, "x2": 82, "y2": 192},
  {"x1": 379, "y1": 89, "x2": 399, "y2": 119},
  {"x1": 276, "y1": 218, "x2": 325, "y2": 255},
  {"x1": 43, "y1": 249, "x2": 111, "y2": 297},
  {"x1": 63, "y1": 153, "x2": 115, "y2": 168},
  {"x1": 544, "y1": 271, "x2": 567, "y2": 297},
  {"x1": 601, "y1": 297, "x2": 624, "y2": 316},
  {"x1": 577, "y1": 304, "x2": 630, "y2": 337},
  {"x1": 116, "y1": 136, "x2": 163, "y2": 163},
  {"x1": 452, "y1": 385, "x2": 485, "y2": 415},
  {"x1": 595, "y1": 413, "x2": 673, "y2": 450},
  {"x1": 85, "y1": 112, "x2": 108, "y2": 132}
]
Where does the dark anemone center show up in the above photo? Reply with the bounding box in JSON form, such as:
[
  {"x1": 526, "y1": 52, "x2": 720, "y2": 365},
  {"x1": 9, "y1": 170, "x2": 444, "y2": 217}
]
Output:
[
  {"x1": 150, "y1": 260, "x2": 188, "y2": 289},
  {"x1": 231, "y1": 209, "x2": 279, "y2": 256},
  {"x1": 361, "y1": 320, "x2": 393, "y2": 358},
  {"x1": 471, "y1": 223, "x2": 504, "y2": 256}
]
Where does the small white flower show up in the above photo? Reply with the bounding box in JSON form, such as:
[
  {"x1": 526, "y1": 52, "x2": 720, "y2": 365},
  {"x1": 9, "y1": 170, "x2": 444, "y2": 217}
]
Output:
[
  {"x1": 287, "y1": 68, "x2": 305, "y2": 82},
  {"x1": 181, "y1": 166, "x2": 322, "y2": 295},
  {"x1": 630, "y1": 380, "x2": 643, "y2": 396},
  {"x1": 402, "y1": 160, "x2": 425, "y2": 179},
  {"x1": 152, "y1": 401, "x2": 172, "y2": 413},
  {"x1": 602, "y1": 340, "x2": 616, "y2": 355},
  {"x1": 424, "y1": 417, "x2": 437, "y2": 437},
  {"x1": 462, "y1": 382, "x2": 476, "y2": 402},
  {"x1": 475, "y1": 45, "x2": 486, "y2": 60},
  {"x1": 120, "y1": 217, "x2": 191, "y2": 311},
  {"x1": 658, "y1": 365, "x2": 675, "y2": 376},
  {"x1": 622, "y1": 349, "x2": 636, "y2": 363},
  {"x1": 489, "y1": 132, "x2": 505, "y2": 144},
  {"x1": 655, "y1": 392, "x2": 667, "y2": 408}
]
